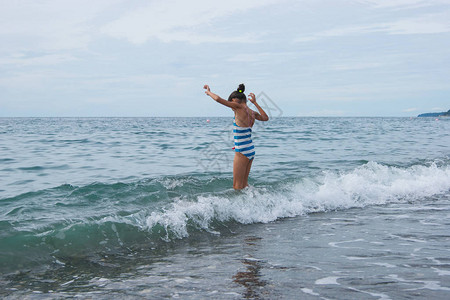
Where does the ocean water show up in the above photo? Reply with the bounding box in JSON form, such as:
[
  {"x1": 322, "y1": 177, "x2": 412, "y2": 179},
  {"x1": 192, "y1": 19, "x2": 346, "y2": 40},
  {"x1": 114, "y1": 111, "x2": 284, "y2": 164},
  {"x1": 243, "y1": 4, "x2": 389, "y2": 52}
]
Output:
[{"x1": 1, "y1": 117, "x2": 449, "y2": 299}]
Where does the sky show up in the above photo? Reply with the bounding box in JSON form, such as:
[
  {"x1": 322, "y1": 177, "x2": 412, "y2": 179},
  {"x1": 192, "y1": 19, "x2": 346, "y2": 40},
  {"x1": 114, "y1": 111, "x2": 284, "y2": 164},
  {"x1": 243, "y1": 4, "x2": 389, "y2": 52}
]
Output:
[{"x1": 1, "y1": 0, "x2": 449, "y2": 117}]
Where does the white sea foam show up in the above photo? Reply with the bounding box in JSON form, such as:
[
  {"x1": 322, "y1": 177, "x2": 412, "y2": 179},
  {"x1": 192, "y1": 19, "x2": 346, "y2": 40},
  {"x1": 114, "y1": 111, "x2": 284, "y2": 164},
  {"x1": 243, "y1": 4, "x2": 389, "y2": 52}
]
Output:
[
  {"x1": 300, "y1": 288, "x2": 320, "y2": 296},
  {"x1": 370, "y1": 262, "x2": 397, "y2": 268},
  {"x1": 315, "y1": 276, "x2": 340, "y2": 285},
  {"x1": 432, "y1": 267, "x2": 450, "y2": 276},
  {"x1": 144, "y1": 161, "x2": 450, "y2": 239}
]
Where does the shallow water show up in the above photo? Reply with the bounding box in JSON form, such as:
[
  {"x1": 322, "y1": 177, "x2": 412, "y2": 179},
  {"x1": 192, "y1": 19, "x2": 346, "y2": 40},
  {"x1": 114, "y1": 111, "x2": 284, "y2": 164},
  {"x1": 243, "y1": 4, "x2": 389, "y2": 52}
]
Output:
[{"x1": 1, "y1": 117, "x2": 449, "y2": 299}]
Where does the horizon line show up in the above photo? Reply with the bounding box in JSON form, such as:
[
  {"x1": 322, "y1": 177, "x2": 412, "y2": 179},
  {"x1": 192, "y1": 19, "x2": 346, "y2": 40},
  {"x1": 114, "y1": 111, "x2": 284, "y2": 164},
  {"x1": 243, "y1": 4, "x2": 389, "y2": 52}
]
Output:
[{"x1": 0, "y1": 115, "x2": 427, "y2": 118}]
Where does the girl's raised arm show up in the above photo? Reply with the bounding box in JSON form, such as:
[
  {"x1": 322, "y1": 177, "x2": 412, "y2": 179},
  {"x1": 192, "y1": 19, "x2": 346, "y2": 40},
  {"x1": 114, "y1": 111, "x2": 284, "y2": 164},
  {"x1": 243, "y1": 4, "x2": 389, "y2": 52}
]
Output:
[
  {"x1": 204, "y1": 85, "x2": 240, "y2": 109},
  {"x1": 248, "y1": 93, "x2": 269, "y2": 121}
]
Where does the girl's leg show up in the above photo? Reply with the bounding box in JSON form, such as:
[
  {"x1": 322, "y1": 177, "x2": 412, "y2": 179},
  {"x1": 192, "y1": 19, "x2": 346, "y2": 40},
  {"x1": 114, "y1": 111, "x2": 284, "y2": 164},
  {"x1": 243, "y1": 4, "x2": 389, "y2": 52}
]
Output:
[
  {"x1": 233, "y1": 152, "x2": 250, "y2": 190},
  {"x1": 243, "y1": 158, "x2": 253, "y2": 187}
]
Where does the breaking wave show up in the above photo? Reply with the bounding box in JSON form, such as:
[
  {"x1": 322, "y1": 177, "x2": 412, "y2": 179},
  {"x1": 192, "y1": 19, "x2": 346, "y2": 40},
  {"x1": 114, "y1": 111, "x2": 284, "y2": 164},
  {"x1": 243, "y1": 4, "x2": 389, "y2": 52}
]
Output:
[{"x1": 1, "y1": 159, "x2": 449, "y2": 272}]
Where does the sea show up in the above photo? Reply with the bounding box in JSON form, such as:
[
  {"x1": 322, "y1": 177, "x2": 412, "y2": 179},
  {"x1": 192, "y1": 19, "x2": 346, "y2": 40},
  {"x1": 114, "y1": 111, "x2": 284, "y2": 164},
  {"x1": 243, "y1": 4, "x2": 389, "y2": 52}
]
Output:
[{"x1": 1, "y1": 116, "x2": 449, "y2": 299}]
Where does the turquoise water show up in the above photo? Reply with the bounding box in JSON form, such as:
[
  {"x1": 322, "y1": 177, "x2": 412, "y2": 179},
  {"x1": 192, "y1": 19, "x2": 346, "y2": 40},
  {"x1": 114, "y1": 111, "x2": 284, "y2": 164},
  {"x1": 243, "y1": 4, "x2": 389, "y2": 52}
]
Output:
[{"x1": 1, "y1": 117, "x2": 450, "y2": 299}]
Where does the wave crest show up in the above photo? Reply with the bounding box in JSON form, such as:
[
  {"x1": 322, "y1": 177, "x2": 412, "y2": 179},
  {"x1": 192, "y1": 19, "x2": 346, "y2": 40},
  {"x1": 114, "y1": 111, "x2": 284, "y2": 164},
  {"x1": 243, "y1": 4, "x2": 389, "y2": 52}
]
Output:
[{"x1": 145, "y1": 161, "x2": 450, "y2": 240}]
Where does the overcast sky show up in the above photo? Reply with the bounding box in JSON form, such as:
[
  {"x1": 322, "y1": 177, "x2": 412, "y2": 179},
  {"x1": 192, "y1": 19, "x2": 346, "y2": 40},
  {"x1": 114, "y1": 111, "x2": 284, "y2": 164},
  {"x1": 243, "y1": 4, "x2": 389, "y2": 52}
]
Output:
[{"x1": 1, "y1": 0, "x2": 449, "y2": 117}]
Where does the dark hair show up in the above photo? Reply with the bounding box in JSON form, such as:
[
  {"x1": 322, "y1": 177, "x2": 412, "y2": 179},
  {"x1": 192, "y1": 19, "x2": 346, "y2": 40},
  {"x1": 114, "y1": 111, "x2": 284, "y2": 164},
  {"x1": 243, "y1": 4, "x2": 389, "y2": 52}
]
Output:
[{"x1": 228, "y1": 84, "x2": 246, "y2": 103}]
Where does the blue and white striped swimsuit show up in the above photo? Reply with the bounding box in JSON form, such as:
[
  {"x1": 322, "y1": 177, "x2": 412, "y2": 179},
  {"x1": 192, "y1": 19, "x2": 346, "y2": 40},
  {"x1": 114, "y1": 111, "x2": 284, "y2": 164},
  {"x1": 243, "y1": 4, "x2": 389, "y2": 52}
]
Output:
[{"x1": 233, "y1": 117, "x2": 255, "y2": 160}]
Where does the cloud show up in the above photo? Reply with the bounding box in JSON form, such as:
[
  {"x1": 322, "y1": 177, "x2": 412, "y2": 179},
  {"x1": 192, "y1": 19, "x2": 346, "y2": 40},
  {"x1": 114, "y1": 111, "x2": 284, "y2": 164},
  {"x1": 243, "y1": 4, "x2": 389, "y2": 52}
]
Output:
[
  {"x1": 361, "y1": 0, "x2": 449, "y2": 9},
  {"x1": 100, "y1": 0, "x2": 280, "y2": 44},
  {"x1": 0, "y1": 53, "x2": 78, "y2": 67},
  {"x1": 385, "y1": 14, "x2": 450, "y2": 34},
  {"x1": 403, "y1": 107, "x2": 418, "y2": 112},
  {"x1": 0, "y1": 0, "x2": 120, "y2": 51},
  {"x1": 330, "y1": 62, "x2": 384, "y2": 71},
  {"x1": 430, "y1": 107, "x2": 444, "y2": 111},
  {"x1": 226, "y1": 52, "x2": 298, "y2": 63},
  {"x1": 295, "y1": 12, "x2": 450, "y2": 42}
]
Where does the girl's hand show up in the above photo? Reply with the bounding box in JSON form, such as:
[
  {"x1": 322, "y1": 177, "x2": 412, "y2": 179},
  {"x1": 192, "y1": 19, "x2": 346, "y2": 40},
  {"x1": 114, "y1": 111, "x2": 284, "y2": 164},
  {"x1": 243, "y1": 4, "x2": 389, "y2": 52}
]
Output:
[
  {"x1": 248, "y1": 93, "x2": 256, "y2": 104},
  {"x1": 204, "y1": 84, "x2": 220, "y2": 101},
  {"x1": 204, "y1": 84, "x2": 212, "y2": 96}
]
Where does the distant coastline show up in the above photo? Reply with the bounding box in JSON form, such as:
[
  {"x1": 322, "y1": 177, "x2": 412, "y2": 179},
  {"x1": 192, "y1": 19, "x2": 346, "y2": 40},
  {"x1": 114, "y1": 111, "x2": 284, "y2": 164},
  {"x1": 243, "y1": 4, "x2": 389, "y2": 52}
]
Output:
[{"x1": 418, "y1": 109, "x2": 450, "y2": 117}]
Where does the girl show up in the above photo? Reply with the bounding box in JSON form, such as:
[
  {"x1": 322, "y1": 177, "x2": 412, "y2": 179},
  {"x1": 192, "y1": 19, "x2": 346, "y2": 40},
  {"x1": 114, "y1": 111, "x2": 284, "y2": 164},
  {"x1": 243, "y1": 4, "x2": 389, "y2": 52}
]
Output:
[{"x1": 204, "y1": 84, "x2": 269, "y2": 190}]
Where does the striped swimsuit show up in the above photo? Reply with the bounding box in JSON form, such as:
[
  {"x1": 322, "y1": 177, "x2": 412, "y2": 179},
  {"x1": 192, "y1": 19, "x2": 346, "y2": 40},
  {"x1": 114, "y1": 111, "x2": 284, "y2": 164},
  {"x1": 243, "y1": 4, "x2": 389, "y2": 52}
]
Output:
[{"x1": 233, "y1": 116, "x2": 255, "y2": 160}]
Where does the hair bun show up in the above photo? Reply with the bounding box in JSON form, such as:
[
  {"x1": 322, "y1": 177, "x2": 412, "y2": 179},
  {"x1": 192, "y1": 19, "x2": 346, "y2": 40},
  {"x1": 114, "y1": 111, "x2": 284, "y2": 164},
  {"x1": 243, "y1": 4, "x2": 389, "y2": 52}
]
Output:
[{"x1": 237, "y1": 84, "x2": 245, "y2": 93}]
